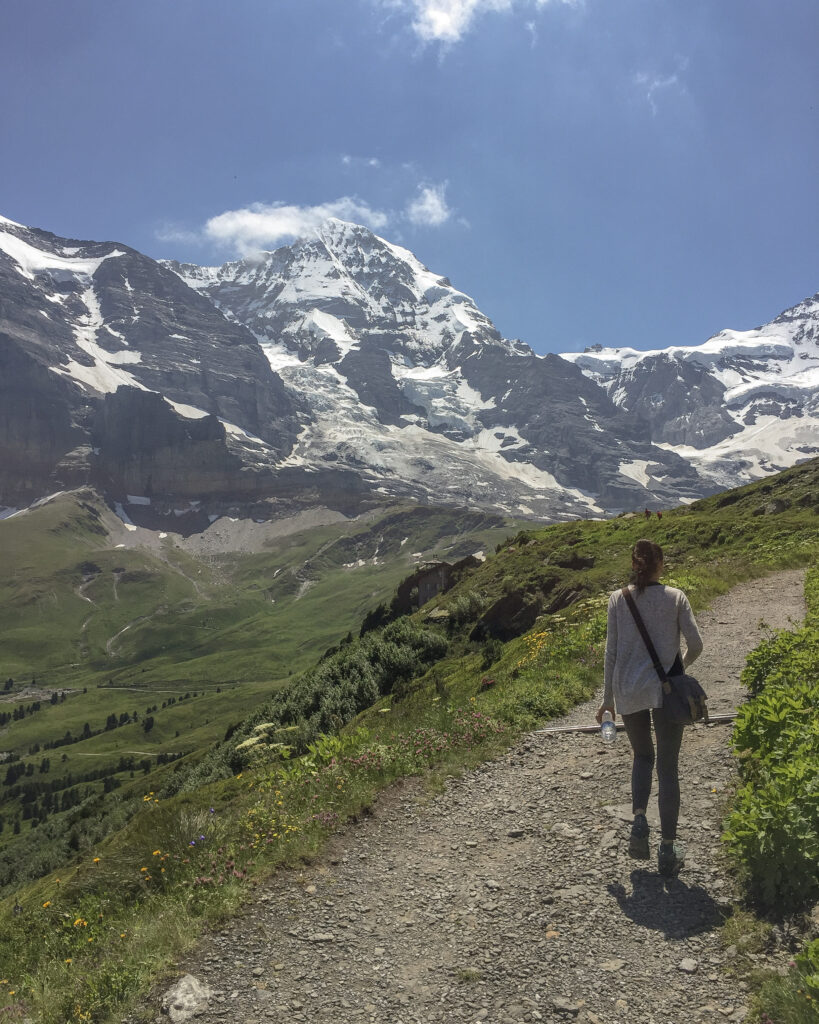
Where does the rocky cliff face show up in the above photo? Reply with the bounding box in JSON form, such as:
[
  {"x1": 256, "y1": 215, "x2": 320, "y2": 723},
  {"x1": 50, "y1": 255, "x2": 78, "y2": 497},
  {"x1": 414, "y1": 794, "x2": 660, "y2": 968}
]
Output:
[{"x1": 0, "y1": 215, "x2": 304, "y2": 511}]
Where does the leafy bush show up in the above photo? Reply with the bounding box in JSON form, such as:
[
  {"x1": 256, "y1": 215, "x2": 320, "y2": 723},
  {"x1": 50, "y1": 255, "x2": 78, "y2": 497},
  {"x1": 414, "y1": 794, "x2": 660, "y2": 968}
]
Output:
[
  {"x1": 723, "y1": 569, "x2": 819, "y2": 914},
  {"x1": 741, "y1": 628, "x2": 818, "y2": 697},
  {"x1": 481, "y1": 637, "x2": 504, "y2": 669},
  {"x1": 449, "y1": 589, "x2": 486, "y2": 627},
  {"x1": 178, "y1": 618, "x2": 450, "y2": 785}
]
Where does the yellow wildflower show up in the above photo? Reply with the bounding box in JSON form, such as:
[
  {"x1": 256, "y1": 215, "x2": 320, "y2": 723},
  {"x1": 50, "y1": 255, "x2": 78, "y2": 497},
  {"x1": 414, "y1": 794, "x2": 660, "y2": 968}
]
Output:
[{"x1": 42, "y1": 901, "x2": 51, "y2": 908}]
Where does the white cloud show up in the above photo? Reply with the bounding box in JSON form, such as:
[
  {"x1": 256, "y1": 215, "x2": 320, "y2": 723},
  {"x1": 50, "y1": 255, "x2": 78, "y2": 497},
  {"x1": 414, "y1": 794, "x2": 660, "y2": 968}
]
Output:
[
  {"x1": 158, "y1": 180, "x2": 457, "y2": 258},
  {"x1": 377, "y1": 0, "x2": 578, "y2": 44},
  {"x1": 406, "y1": 183, "x2": 452, "y2": 226},
  {"x1": 202, "y1": 199, "x2": 390, "y2": 254}
]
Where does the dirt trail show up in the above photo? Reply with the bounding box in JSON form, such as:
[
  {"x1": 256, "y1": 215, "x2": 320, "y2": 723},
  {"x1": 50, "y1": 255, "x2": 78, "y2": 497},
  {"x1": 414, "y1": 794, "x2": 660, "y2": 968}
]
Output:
[{"x1": 136, "y1": 570, "x2": 806, "y2": 1024}]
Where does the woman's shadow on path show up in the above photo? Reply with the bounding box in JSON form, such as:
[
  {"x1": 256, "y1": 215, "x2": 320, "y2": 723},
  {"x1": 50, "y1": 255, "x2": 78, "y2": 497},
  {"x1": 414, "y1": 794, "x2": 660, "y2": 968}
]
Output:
[{"x1": 607, "y1": 871, "x2": 728, "y2": 939}]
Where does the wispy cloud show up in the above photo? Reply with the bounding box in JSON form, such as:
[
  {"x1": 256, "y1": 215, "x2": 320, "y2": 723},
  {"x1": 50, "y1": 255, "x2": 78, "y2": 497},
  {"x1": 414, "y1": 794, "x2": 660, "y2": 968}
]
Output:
[
  {"x1": 405, "y1": 183, "x2": 452, "y2": 226},
  {"x1": 634, "y1": 59, "x2": 689, "y2": 115},
  {"x1": 376, "y1": 0, "x2": 579, "y2": 44},
  {"x1": 341, "y1": 154, "x2": 382, "y2": 168},
  {"x1": 155, "y1": 223, "x2": 204, "y2": 246}
]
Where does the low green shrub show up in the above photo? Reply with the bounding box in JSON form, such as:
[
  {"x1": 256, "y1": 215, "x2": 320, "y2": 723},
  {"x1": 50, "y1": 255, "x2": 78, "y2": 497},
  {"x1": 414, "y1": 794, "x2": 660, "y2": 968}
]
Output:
[
  {"x1": 723, "y1": 569, "x2": 819, "y2": 914},
  {"x1": 741, "y1": 628, "x2": 819, "y2": 697}
]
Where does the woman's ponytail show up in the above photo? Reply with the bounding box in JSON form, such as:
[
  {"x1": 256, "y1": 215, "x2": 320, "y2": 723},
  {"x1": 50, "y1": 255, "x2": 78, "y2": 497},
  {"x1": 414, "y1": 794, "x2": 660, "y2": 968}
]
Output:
[{"x1": 631, "y1": 539, "x2": 663, "y2": 593}]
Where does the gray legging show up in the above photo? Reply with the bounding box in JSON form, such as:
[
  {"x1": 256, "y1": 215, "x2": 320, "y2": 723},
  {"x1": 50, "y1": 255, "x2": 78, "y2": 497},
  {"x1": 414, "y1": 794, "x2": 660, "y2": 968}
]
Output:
[{"x1": 621, "y1": 706, "x2": 684, "y2": 841}]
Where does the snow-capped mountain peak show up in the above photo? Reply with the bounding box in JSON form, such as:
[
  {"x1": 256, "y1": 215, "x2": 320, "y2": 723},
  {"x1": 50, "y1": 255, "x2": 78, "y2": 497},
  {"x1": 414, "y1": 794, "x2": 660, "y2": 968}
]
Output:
[{"x1": 562, "y1": 291, "x2": 819, "y2": 482}]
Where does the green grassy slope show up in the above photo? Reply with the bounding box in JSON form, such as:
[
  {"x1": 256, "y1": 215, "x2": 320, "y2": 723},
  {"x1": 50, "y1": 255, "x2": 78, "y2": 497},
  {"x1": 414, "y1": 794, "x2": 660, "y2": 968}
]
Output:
[
  {"x1": 0, "y1": 460, "x2": 815, "y2": 1023},
  {"x1": 0, "y1": 490, "x2": 517, "y2": 880}
]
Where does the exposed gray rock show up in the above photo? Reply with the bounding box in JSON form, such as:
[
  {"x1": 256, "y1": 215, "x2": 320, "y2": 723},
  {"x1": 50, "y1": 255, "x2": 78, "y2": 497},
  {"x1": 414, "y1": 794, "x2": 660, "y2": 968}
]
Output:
[{"x1": 161, "y1": 974, "x2": 212, "y2": 1022}]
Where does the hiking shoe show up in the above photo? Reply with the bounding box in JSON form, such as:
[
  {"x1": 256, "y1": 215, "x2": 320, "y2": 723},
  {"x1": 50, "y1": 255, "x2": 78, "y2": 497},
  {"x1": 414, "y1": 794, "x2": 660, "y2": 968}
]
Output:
[
  {"x1": 658, "y1": 840, "x2": 686, "y2": 877},
  {"x1": 628, "y1": 813, "x2": 650, "y2": 859}
]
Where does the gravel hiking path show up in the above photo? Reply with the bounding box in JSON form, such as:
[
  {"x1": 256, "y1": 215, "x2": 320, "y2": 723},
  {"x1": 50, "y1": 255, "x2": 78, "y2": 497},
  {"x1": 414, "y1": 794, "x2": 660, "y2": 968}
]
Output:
[{"x1": 136, "y1": 570, "x2": 806, "y2": 1024}]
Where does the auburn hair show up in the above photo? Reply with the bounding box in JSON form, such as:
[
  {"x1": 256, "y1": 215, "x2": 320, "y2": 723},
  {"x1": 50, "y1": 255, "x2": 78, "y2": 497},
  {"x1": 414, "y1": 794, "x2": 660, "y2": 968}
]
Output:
[{"x1": 631, "y1": 539, "x2": 663, "y2": 593}]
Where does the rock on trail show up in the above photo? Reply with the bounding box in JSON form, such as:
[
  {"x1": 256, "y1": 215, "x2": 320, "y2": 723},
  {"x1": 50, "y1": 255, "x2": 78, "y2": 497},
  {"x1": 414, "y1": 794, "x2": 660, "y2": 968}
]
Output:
[{"x1": 136, "y1": 570, "x2": 805, "y2": 1024}]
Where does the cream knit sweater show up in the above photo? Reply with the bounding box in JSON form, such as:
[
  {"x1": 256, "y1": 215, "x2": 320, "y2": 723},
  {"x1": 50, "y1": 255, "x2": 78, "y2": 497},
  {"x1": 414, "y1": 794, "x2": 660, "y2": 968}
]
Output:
[{"x1": 603, "y1": 582, "x2": 703, "y2": 716}]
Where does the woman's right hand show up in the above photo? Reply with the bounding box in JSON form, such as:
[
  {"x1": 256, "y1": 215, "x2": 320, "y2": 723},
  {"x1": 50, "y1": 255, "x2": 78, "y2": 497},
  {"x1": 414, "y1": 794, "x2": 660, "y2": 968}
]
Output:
[{"x1": 596, "y1": 705, "x2": 614, "y2": 725}]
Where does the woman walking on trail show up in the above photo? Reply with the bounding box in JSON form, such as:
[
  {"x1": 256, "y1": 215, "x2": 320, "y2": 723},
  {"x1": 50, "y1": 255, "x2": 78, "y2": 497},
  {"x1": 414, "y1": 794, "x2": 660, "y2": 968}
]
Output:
[{"x1": 596, "y1": 539, "x2": 703, "y2": 876}]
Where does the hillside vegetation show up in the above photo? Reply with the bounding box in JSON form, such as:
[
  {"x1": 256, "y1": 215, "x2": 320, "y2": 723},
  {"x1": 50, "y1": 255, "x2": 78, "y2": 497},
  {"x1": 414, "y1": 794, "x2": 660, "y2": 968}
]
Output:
[
  {"x1": 0, "y1": 459, "x2": 816, "y2": 1023},
  {"x1": 0, "y1": 493, "x2": 514, "y2": 889}
]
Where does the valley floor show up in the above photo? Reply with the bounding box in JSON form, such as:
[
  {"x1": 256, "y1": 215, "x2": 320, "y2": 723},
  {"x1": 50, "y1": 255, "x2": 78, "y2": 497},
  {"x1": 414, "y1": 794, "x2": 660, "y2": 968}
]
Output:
[{"x1": 132, "y1": 571, "x2": 806, "y2": 1024}]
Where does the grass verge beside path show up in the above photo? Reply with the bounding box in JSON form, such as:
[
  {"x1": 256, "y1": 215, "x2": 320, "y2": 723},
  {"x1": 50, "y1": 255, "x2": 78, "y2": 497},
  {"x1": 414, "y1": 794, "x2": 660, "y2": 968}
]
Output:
[{"x1": 0, "y1": 707, "x2": 510, "y2": 1023}]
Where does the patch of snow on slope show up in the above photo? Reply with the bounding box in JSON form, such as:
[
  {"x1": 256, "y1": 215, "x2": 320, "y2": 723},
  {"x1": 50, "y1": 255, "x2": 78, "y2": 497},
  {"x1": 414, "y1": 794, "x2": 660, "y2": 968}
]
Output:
[
  {"x1": 52, "y1": 285, "x2": 146, "y2": 394},
  {"x1": 654, "y1": 409, "x2": 819, "y2": 487},
  {"x1": 166, "y1": 398, "x2": 210, "y2": 419},
  {"x1": 0, "y1": 229, "x2": 124, "y2": 281},
  {"x1": 473, "y1": 427, "x2": 527, "y2": 453},
  {"x1": 392, "y1": 362, "x2": 494, "y2": 433},
  {"x1": 619, "y1": 460, "x2": 653, "y2": 487},
  {"x1": 221, "y1": 420, "x2": 266, "y2": 446},
  {"x1": 301, "y1": 309, "x2": 358, "y2": 355},
  {"x1": 257, "y1": 338, "x2": 304, "y2": 373}
]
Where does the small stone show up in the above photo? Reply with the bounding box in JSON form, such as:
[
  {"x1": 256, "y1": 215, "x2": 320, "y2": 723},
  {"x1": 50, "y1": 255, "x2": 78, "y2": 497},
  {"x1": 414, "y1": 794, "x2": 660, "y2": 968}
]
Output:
[
  {"x1": 486, "y1": 880, "x2": 501, "y2": 890},
  {"x1": 304, "y1": 885, "x2": 317, "y2": 895},
  {"x1": 308, "y1": 933, "x2": 335, "y2": 943},
  {"x1": 679, "y1": 958, "x2": 698, "y2": 974},
  {"x1": 465, "y1": 840, "x2": 478, "y2": 848},
  {"x1": 600, "y1": 958, "x2": 626, "y2": 972},
  {"x1": 251, "y1": 967, "x2": 264, "y2": 977},
  {"x1": 551, "y1": 996, "x2": 583, "y2": 1016},
  {"x1": 374, "y1": 947, "x2": 386, "y2": 956},
  {"x1": 507, "y1": 828, "x2": 525, "y2": 838}
]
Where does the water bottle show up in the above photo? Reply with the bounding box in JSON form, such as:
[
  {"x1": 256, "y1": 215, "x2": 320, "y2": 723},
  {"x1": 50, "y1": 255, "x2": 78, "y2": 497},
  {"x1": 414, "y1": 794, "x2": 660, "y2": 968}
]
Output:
[{"x1": 600, "y1": 710, "x2": 616, "y2": 744}]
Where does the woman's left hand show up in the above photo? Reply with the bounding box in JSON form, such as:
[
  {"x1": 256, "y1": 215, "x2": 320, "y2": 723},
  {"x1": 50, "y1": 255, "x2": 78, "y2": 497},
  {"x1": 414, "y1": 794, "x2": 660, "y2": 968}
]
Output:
[{"x1": 595, "y1": 705, "x2": 615, "y2": 725}]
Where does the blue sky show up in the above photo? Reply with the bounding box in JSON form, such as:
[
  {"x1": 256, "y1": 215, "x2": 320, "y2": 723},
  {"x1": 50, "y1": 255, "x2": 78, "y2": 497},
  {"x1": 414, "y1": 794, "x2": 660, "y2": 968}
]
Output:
[{"x1": 1, "y1": 0, "x2": 817, "y2": 354}]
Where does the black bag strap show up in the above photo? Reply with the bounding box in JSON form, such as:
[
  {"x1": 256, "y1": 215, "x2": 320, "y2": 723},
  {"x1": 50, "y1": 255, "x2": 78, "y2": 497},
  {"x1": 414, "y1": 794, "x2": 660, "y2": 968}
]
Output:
[{"x1": 621, "y1": 587, "x2": 672, "y2": 695}]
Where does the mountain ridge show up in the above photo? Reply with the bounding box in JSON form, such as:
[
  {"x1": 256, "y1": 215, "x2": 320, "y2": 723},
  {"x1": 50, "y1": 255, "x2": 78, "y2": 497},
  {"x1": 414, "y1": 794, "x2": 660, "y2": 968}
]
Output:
[{"x1": 2, "y1": 212, "x2": 816, "y2": 522}]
